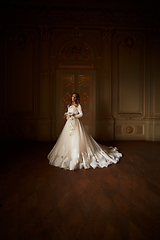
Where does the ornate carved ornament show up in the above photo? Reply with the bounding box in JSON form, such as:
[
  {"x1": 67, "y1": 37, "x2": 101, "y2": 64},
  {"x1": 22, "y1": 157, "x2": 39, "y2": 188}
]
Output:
[
  {"x1": 81, "y1": 92, "x2": 89, "y2": 104},
  {"x1": 59, "y1": 40, "x2": 95, "y2": 61},
  {"x1": 116, "y1": 34, "x2": 144, "y2": 54},
  {"x1": 9, "y1": 31, "x2": 34, "y2": 50},
  {"x1": 100, "y1": 28, "x2": 115, "y2": 40},
  {"x1": 63, "y1": 92, "x2": 71, "y2": 105},
  {"x1": 124, "y1": 125, "x2": 135, "y2": 135},
  {"x1": 6, "y1": 123, "x2": 37, "y2": 136},
  {"x1": 39, "y1": 27, "x2": 53, "y2": 40},
  {"x1": 148, "y1": 27, "x2": 160, "y2": 41},
  {"x1": 69, "y1": 27, "x2": 84, "y2": 37},
  {"x1": 15, "y1": 124, "x2": 29, "y2": 135}
]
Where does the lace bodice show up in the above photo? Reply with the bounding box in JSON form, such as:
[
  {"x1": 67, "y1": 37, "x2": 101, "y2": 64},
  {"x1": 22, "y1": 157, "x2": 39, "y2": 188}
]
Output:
[{"x1": 67, "y1": 104, "x2": 83, "y2": 119}]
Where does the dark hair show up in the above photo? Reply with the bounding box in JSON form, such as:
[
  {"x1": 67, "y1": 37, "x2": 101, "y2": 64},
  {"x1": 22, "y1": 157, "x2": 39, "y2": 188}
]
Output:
[{"x1": 69, "y1": 92, "x2": 80, "y2": 106}]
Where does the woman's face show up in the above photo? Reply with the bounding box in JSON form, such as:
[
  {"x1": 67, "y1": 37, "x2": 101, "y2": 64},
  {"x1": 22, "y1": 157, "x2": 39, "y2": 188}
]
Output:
[{"x1": 72, "y1": 94, "x2": 77, "y2": 102}]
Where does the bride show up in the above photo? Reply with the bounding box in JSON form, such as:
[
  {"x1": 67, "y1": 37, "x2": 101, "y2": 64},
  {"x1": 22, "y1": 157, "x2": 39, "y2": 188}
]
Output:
[{"x1": 47, "y1": 92, "x2": 122, "y2": 170}]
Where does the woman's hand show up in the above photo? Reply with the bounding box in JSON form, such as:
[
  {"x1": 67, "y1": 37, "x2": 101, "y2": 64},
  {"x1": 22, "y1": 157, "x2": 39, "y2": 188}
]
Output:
[
  {"x1": 65, "y1": 112, "x2": 75, "y2": 120},
  {"x1": 66, "y1": 114, "x2": 75, "y2": 120}
]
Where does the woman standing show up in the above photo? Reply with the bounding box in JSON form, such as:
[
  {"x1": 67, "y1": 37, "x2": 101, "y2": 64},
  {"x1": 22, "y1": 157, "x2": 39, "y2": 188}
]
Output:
[{"x1": 47, "y1": 92, "x2": 122, "y2": 170}]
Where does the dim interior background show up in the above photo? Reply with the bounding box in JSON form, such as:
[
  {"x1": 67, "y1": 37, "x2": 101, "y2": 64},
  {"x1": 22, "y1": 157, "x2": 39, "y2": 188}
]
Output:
[
  {"x1": 0, "y1": 0, "x2": 160, "y2": 142},
  {"x1": 0, "y1": 1, "x2": 160, "y2": 240}
]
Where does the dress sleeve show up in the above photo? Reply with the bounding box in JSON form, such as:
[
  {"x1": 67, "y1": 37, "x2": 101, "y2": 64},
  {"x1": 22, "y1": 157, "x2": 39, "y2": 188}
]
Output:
[{"x1": 74, "y1": 105, "x2": 83, "y2": 119}]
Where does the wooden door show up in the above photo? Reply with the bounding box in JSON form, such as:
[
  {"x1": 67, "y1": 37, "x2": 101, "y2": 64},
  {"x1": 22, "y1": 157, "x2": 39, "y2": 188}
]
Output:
[{"x1": 56, "y1": 70, "x2": 96, "y2": 138}]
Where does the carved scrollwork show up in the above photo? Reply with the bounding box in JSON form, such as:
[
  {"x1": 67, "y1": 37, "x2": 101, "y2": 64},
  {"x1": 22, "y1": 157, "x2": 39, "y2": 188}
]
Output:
[
  {"x1": 69, "y1": 27, "x2": 84, "y2": 37},
  {"x1": 125, "y1": 36, "x2": 134, "y2": 48},
  {"x1": 16, "y1": 124, "x2": 28, "y2": 135},
  {"x1": 81, "y1": 92, "x2": 89, "y2": 104},
  {"x1": 10, "y1": 32, "x2": 27, "y2": 48},
  {"x1": 63, "y1": 92, "x2": 71, "y2": 105},
  {"x1": 59, "y1": 40, "x2": 95, "y2": 61},
  {"x1": 16, "y1": 33, "x2": 27, "y2": 45},
  {"x1": 123, "y1": 35, "x2": 136, "y2": 54},
  {"x1": 100, "y1": 28, "x2": 115, "y2": 41},
  {"x1": 9, "y1": 31, "x2": 34, "y2": 50},
  {"x1": 148, "y1": 27, "x2": 160, "y2": 41},
  {"x1": 125, "y1": 125, "x2": 135, "y2": 135},
  {"x1": 39, "y1": 27, "x2": 52, "y2": 40},
  {"x1": 117, "y1": 33, "x2": 144, "y2": 55}
]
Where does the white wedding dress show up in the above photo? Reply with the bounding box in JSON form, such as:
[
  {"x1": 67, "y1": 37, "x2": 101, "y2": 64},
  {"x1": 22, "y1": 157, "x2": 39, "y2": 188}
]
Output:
[{"x1": 47, "y1": 104, "x2": 122, "y2": 170}]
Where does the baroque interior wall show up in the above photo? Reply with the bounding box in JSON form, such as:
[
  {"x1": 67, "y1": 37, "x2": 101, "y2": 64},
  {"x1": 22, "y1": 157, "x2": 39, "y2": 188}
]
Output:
[{"x1": 0, "y1": 1, "x2": 160, "y2": 141}]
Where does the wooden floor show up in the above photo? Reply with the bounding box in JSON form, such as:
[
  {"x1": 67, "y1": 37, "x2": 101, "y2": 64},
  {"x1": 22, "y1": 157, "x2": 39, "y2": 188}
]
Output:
[{"x1": 0, "y1": 141, "x2": 160, "y2": 240}]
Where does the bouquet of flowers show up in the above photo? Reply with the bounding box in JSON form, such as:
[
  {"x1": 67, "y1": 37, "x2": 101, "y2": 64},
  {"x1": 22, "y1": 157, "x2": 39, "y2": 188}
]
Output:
[{"x1": 64, "y1": 112, "x2": 75, "y2": 120}]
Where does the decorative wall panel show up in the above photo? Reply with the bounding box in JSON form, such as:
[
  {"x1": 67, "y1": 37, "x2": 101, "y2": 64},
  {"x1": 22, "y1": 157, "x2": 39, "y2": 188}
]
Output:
[
  {"x1": 5, "y1": 30, "x2": 38, "y2": 140},
  {"x1": 115, "y1": 121, "x2": 145, "y2": 140},
  {"x1": 116, "y1": 34, "x2": 144, "y2": 117},
  {"x1": 149, "y1": 40, "x2": 160, "y2": 118},
  {"x1": 6, "y1": 30, "x2": 37, "y2": 117}
]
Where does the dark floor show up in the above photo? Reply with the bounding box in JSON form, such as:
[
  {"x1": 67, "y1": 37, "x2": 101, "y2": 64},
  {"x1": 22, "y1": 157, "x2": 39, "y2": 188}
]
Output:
[{"x1": 0, "y1": 140, "x2": 160, "y2": 240}]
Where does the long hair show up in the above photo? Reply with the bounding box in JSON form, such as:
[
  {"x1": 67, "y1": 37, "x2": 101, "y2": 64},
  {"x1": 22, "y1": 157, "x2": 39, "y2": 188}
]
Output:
[{"x1": 69, "y1": 92, "x2": 80, "y2": 106}]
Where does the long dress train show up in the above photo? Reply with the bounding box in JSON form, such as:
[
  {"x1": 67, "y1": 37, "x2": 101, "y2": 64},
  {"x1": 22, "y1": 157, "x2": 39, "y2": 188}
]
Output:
[{"x1": 47, "y1": 104, "x2": 122, "y2": 170}]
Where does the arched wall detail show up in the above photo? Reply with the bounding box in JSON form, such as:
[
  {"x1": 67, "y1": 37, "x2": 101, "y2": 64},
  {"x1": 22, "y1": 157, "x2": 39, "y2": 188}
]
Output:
[{"x1": 51, "y1": 28, "x2": 101, "y2": 59}]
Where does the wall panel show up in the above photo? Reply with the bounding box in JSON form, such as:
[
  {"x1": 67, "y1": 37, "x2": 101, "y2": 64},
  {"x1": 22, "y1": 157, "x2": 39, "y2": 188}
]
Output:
[
  {"x1": 116, "y1": 34, "x2": 144, "y2": 116},
  {"x1": 149, "y1": 40, "x2": 160, "y2": 117},
  {"x1": 114, "y1": 33, "x2": 146, "y2": 140},
  {"x1": 6, "y1": 31, "x2": 36, "y2": 116},
  {"x1": 5, "y1": 30, "x2": 38, "y2": 139}
]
